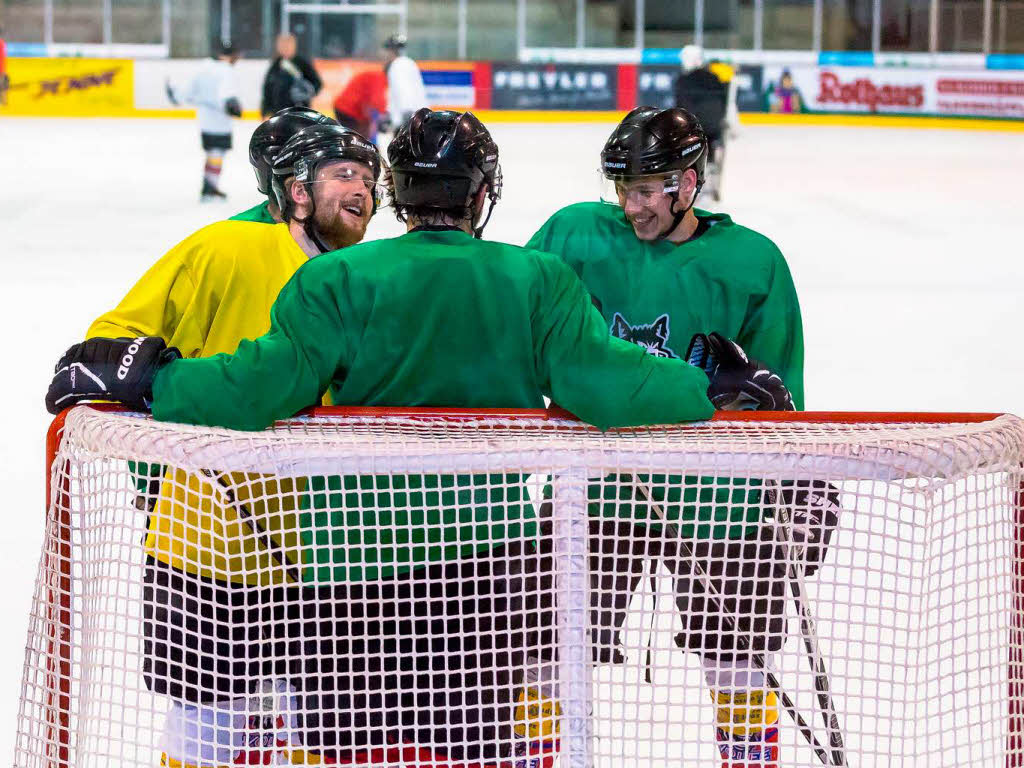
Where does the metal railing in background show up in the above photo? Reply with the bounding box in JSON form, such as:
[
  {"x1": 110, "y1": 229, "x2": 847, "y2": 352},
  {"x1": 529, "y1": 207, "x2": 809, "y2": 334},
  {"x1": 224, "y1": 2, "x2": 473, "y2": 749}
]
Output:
[{"x1": 0, "y1": 0, "x2": 1020, "y2": 59}]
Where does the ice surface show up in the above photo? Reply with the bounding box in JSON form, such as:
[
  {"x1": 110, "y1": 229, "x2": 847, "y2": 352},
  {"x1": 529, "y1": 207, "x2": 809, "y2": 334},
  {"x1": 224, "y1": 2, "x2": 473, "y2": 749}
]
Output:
[{"x1": 2, "y1": 116, "x2": 1023, "y2": 762}]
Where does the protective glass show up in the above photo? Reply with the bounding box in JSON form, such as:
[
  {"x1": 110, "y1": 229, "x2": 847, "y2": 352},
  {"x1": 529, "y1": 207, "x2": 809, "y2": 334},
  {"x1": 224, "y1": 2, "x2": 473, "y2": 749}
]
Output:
[
  {"x1": 303, "y1": 163, "x2": 384, "y2": 209},
  {"x1": 598, "y1": 171, "x2": 681, "y2": 206}
]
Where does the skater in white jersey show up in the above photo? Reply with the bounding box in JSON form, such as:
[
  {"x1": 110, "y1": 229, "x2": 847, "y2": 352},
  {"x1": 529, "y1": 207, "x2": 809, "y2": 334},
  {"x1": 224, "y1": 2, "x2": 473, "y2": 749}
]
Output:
[{"x1": 166, "y1": 42, "x2": 243, "y2": 202}]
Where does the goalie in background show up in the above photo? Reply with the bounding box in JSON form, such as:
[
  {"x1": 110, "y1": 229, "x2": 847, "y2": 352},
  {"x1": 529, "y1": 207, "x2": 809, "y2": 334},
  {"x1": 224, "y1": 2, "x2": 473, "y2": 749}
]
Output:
[
  {"x1": 674, "y1": 44, "x2": 730, "y2": 201},
  {"x1": 166, "y1": 41, "x2": 243, "y2": 202}
]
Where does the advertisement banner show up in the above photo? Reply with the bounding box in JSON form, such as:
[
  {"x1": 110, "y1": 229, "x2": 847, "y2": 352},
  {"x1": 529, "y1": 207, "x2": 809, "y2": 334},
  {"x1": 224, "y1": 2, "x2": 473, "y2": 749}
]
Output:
[
  {"x1": 637, "y1": 64, "x2": 763, "y2": 113},
  {"x1": 490, "y1": 63, "x2": 618, "y2": 110},
  {"x1": 760, "y1": 64, "x2": 1024, "y2": 118},
  {"x1": 420, "y1": 63, "x2": 475, "y2": 108},
  {"x1": 2, "y1": 58, "x2": 133, "y2": 116}
]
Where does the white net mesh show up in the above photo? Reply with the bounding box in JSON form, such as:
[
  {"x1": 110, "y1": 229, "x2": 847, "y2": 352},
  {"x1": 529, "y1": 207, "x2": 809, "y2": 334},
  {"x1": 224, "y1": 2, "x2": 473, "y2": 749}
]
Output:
[{"x1": 15, "y1": 406, "x2": 1024, "y2": 768}]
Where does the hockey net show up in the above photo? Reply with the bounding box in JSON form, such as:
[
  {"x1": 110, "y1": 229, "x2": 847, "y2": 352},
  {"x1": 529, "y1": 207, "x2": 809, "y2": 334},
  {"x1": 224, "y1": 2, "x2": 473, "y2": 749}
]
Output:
[{"x1": 16, "y1": 405, "x2": 1024, "y2": 768}]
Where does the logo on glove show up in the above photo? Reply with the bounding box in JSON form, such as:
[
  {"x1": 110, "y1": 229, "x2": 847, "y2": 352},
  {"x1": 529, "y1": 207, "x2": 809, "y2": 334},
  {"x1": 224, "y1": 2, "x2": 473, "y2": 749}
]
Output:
[{"x1": 117, "y1": 338, "x2": 147, "y2": 381}]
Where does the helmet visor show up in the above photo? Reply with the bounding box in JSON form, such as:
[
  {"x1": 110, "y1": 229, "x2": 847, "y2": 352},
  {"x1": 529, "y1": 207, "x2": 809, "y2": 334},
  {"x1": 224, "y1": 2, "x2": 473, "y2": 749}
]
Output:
[
  {"x1": 598, "y1": 171, "x2": 682, "y2": 206},
  {"x1": 300, "y1": 161, "x2": 384, "y2": 209}
]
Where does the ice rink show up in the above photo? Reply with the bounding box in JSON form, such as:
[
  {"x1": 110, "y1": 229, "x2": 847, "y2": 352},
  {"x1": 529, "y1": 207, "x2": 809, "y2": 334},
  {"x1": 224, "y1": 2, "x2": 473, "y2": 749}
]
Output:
[{"x1": 2, "y1": 115, "x2": 1023, "y2": 762}]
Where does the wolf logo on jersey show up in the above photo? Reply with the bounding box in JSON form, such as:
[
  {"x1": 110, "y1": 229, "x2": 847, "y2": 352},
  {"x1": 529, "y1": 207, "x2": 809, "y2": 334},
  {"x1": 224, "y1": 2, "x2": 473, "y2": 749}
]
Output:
[{"x1": 610, "y1": 312, "x2": 678, "y2": 359}]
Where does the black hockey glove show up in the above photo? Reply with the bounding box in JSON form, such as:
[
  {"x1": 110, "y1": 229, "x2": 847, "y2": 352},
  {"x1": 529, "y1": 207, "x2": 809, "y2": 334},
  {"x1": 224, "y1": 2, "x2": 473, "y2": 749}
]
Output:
[
  {"x1": 45, "y1": 337, "x2": 181, "y2": 415},
  {"x1": 765, "y1": 480, "x2": 841, "y2": 577},
  {"x1": 686, "y1": 332, "x2": 794, "y2": 411},
  {"x1": 224, "y1": 97, "x2": 243, "y2": 117}
]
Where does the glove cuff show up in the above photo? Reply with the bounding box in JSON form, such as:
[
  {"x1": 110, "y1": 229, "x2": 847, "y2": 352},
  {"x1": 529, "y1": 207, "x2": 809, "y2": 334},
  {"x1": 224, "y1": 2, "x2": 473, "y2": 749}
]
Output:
[{"x1": 141, "y1": 346, "x2": 181, "y2": 410}]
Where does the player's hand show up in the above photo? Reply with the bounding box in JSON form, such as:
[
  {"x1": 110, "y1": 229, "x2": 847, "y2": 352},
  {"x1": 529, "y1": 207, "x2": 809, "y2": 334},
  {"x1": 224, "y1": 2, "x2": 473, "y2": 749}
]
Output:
[
  {"x1": 224, "y1": 97, "x2": 243, "y2": 117},
  {"x1": 765, "y1": 480, "x2": 840, "y2": 577},
  {"x1": 685, "y1": 331, "x2": 794, "y2": 411},
  {"x1": 45, "y1": 337, "x2": 181, "y2": 415}
]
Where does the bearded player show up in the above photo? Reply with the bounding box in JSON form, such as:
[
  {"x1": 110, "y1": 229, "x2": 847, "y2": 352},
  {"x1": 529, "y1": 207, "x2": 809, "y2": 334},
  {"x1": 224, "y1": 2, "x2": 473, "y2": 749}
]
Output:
[
  {"x1": 527, "y1": 106, "x2": 838, "y2": 767},
  {"x1": 47, "y1": 108, "x2": 798, "y2": 767},
  {"x1": 59, "y1": 123, "x2": 382, "y2": 767},
  {"x1": 231, "y1": 105, "x2": 338, "y2": 224}
]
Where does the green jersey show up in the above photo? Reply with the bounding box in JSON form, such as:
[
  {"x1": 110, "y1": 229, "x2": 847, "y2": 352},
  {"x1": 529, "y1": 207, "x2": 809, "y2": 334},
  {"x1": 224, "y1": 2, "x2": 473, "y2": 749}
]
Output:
[
  {"x1": 228, "y1": 200, "x2": 277, "y2": 224},
  {"x1": 527, "y1": 202, "x2": 806, "y2": 541},
  {"x1": 151, "y1": 228, "x2": 714, "y2": 581},
  {"x1": 526, "y1": 202, "x2": 804, "y2": 408}
]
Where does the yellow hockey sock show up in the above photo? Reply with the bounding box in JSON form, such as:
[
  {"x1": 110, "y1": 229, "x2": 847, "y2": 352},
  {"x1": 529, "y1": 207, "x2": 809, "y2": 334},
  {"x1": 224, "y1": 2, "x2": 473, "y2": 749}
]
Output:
[
  {"x1": 712, "y1": 688, "x2": 780, "y2": 737},
  {"x1": 513, "y1": 685, "x2": 561, "y2": 740}
]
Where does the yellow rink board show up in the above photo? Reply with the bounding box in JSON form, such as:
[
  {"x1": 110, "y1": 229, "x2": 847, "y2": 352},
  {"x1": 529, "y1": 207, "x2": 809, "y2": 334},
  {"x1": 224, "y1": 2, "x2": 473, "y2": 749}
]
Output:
[{"x1": 1, "y1": 58, "x2": 134, "y2": 116}]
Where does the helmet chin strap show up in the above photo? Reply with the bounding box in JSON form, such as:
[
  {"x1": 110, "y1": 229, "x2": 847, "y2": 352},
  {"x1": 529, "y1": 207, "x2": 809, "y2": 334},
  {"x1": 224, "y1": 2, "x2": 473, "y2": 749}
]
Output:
[
  {"x1": 472, "y1": 188, "x2": 500, "y2": 239},
  {"x1": 656, "y1": 183, "x2": 702, "y2": 241},
  {"x1": 295, "y1": 183, "x2": 335, "y2": 255}
]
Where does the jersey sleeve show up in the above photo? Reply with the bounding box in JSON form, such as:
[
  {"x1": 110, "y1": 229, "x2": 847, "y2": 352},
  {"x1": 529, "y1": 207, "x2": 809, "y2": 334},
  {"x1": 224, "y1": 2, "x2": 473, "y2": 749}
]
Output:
[
  {"x1": 532, "y1": 255, "x2": 713, "y2": 430},
  {"x1": 150, "y1": 258, "x2": 348, "y2": 431},
  {"x1": 736, "y1": 246, "x2": 805, "y2": 410},
  {"x1": 87, "y1": 242, "x2": 203, "y2": 350}
]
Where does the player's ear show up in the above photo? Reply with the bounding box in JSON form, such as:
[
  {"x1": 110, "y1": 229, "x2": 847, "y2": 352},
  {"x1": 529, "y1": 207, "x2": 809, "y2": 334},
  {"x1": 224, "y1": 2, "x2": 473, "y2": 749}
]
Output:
[
  {"x1": 681, "y1": 168, "x2": 698, "y2": 195},
  {"x1": 288, "y1": 177, "x2": 310, "y2": 207}
]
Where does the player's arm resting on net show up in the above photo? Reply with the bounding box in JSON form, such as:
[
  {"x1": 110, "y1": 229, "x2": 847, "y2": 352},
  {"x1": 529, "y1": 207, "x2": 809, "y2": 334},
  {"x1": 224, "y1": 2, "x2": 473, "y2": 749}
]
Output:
[
  {"x1": 48, "y1": 256, "x2": 341, "y2": 428},
  {"x1": 734, "y1": 244, "x2": 805, "y2": 409},
  {"x1": 150, "y1": 259, "x2": 344, "y2": 430},
  {"x1": 532, "y1": 254, "x2": 714, "y2": 430}
]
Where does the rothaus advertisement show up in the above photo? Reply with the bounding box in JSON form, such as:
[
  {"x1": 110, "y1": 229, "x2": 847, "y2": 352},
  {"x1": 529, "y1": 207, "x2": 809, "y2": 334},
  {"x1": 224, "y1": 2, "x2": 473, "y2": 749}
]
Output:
[
  {"x1": 760, "y1": 65, "x2": 1024, "y2": 119},
  {"x1": 490, "y1": 63, "x2": 618, "y2": 110}
]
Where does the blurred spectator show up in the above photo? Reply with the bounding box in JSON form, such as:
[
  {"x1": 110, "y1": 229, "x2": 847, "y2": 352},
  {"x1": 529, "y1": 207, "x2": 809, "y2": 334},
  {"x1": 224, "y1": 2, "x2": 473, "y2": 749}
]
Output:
[
  {"x1": 261, "y1": 33, "x2": 322, "y2": 117},
  {"x1": 333, "y1": 65, "x2": 389, "y2": 143},
  {"x1": 383, "y1": 33, "x2": 427, "y2": 125}
]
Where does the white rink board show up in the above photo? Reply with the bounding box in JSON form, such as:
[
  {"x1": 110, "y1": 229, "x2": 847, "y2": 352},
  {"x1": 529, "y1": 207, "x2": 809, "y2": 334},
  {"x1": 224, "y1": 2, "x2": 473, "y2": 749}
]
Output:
[{"x1": 4, "y1": 117, "x2": 1024, "y2": 765}]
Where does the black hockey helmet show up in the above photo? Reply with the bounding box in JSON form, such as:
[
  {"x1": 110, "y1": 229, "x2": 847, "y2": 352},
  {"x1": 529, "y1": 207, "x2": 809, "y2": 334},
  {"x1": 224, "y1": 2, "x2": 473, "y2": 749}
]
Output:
[
  {"x1": 601, "y1": 106, "x2": 708, "y2": 239},
  {"x1": 249, "y1": 107, "x2": 337, "y2": 196},
  {"x1": 387, "y1": 108, "x2": 501, "y2": 236},
  {"x1": 271, "y1": 123, "x2": 383, "y2": 252},
  {"x1": 601, "y1": 106, "x2": 708, "y2": 185}
]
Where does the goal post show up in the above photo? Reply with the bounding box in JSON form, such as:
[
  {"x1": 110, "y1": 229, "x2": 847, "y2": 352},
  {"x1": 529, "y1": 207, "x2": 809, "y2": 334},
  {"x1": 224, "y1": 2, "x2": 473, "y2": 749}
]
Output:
[{"x1": 18, "y1": 405, "x2": 1024, "y2": 767}]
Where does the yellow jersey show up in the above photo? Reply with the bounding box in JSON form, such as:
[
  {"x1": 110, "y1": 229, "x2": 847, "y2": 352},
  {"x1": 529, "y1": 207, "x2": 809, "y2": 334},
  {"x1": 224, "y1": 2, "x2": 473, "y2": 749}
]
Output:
[{"x1": 89, "y1": 220, "x2": 310, "y2": 586}]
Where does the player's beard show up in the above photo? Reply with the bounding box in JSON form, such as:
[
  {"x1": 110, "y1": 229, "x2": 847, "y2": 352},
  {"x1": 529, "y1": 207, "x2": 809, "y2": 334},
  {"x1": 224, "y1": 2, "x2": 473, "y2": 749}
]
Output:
[{"x1": 314, "y1": 194, "x2": 371, "y2": 250}]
